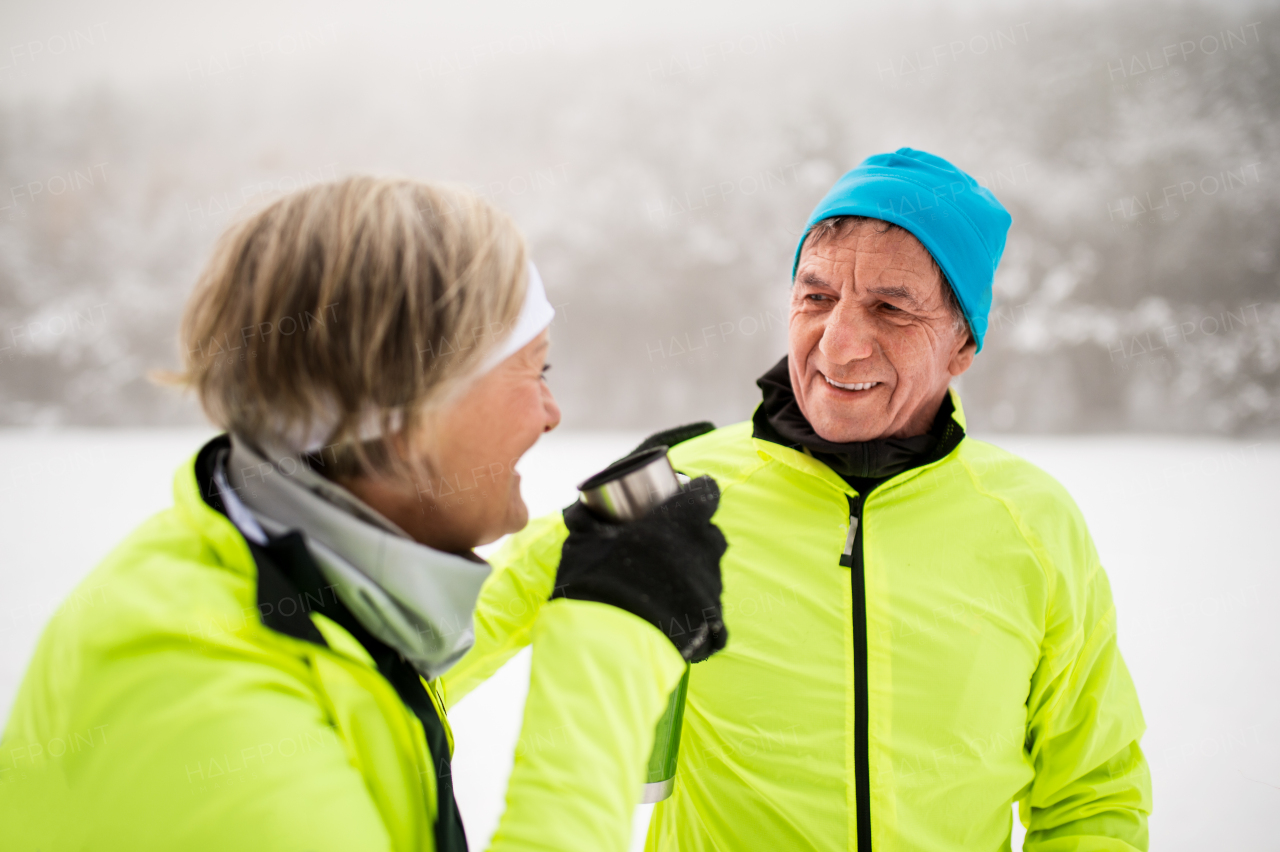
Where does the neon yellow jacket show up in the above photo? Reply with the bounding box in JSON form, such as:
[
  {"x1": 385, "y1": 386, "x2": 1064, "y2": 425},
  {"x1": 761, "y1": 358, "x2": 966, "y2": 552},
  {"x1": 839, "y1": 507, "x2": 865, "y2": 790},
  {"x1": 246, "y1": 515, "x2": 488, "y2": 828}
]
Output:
[
  {"x1": 445, "y1": 390, "x2": 1152, "y2": 850},
  {"x1": 0, "y1": 443, "x2": 684, "y2": 852}
]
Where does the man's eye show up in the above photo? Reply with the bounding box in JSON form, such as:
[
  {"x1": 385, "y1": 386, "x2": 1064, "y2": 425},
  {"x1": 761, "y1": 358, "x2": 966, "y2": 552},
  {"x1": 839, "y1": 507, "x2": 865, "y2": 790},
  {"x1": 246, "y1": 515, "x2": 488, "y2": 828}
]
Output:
[
  {"x1": 881, "y1": 302, "x2": 902, "y2": 312},
  {"x1": 540, "y1": 363, "x2": 552, "y2": 378},
  {"x1": 806, "y1": 294, "x2": 830, "y2": 302}
]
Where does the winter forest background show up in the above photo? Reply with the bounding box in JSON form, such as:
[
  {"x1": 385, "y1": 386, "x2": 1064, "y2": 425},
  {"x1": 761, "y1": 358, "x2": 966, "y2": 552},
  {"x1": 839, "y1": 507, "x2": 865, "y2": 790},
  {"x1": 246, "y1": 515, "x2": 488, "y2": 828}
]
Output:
[
  {"x1": 3, "y1": 3, "x2": 1278, "y2": 850},
  {"x1": 2, "y1": 0, "x2": 1277, "y2": 435}
]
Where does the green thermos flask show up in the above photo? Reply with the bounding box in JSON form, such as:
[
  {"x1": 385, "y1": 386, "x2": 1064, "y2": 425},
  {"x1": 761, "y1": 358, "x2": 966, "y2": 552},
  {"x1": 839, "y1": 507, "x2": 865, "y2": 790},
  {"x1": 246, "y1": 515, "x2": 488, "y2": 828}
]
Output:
[{"x1": 577, "y1": 445, "x2": 691, "y2": 803}]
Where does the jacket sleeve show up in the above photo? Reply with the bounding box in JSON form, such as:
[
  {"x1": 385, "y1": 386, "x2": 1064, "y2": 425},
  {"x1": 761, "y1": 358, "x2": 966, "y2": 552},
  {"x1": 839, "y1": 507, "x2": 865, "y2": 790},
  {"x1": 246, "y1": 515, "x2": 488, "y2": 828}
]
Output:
[
  {"x1": 486, "y1": 598, "x2": 686, "y2": 852},
  {"x1": 1021, "y1": 515, "x2": 1153, "y2": 850},
  {"x1": 442, "y1": 511, "x2": 568, "y2": 709}
]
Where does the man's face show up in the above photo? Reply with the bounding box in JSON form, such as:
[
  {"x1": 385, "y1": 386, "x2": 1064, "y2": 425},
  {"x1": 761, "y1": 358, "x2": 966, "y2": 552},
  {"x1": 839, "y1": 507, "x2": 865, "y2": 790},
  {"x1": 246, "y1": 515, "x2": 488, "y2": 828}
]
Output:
[{"x1": 788, "y1": 221, "x2": 977, "y2": 443}]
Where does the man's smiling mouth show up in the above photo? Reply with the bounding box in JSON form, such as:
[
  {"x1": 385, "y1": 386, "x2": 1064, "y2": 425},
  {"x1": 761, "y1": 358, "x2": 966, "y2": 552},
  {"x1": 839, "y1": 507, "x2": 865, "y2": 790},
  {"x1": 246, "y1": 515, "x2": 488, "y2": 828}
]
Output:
[{"x1": 823, "y1": 374, "x2": 881, "y2": 392}]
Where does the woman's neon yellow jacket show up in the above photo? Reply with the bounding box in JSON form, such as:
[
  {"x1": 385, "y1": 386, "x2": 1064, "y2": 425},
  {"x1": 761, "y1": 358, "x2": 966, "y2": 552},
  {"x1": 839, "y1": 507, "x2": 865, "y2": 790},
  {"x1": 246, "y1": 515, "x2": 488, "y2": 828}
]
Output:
[
  {"x1": 0, "y1": 443, "x2": 684, "y2": 851},
  {"x1": 445, "y1": 391, "x2": 1153, "y2": 850}
]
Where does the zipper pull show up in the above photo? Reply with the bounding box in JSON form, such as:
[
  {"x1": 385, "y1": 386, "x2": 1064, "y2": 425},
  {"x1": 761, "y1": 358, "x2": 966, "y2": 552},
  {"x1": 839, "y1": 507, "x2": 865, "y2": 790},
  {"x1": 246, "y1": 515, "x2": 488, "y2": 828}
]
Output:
[
  {"x1": 840, "y1": 494, "x2": 865, "y2": 568},
  {"x1": 840, "y1": 515, "x2": 858, "y2": 567}
]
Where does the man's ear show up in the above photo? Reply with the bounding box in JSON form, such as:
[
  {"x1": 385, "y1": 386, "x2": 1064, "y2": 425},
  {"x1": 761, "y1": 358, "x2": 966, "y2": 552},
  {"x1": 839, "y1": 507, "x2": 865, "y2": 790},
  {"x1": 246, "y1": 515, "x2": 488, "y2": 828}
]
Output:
[{"x1": 948, "y1": 334, "x2": 978, "y2": 377}]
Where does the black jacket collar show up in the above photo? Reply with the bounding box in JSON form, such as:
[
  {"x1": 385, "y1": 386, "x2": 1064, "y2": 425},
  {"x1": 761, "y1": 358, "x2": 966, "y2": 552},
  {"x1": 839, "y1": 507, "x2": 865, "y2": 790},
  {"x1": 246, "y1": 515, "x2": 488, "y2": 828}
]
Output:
[{"x1": 752, "y1": 355, "x2": 965, "y2": 488}]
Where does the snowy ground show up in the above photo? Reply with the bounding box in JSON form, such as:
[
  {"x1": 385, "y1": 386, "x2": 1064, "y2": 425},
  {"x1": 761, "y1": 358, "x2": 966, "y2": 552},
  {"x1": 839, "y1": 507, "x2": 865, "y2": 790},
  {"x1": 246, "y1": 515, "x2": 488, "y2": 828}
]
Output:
[{"x1": 1, "y1": 428, "x2": 1276, "y2": 850}]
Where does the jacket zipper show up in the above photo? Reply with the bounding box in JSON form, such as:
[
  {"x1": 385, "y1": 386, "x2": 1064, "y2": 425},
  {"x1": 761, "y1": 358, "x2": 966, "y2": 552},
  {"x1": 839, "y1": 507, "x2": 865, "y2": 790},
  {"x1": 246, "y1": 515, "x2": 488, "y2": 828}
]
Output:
[{"x1": 842, "y1": 492, "x2": 873, "y2": 850}]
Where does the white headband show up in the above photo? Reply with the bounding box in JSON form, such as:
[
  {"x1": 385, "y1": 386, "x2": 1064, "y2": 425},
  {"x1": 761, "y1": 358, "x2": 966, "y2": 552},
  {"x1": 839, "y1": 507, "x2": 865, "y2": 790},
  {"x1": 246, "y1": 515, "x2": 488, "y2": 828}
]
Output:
[
  {"x1": 476, "y1": 260, "x2": 556, "y2": 375},
  {"x1": 286, "y1": 261, "x2": 555, "y2": 455}
]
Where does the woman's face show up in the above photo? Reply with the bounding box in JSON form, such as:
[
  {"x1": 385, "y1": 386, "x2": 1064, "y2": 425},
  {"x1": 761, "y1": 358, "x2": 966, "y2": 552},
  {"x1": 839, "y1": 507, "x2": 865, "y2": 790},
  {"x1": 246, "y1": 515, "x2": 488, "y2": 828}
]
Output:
[{"x1": 342, "y1": 328, "x2": 561, "y2": 554}]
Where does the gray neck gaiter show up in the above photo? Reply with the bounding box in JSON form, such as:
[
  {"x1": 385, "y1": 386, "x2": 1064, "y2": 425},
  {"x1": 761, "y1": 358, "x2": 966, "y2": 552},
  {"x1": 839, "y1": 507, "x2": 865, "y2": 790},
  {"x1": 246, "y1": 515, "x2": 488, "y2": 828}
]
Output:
[{"x1": 215, "y1": 434, "x2": 491, "y2": 680}]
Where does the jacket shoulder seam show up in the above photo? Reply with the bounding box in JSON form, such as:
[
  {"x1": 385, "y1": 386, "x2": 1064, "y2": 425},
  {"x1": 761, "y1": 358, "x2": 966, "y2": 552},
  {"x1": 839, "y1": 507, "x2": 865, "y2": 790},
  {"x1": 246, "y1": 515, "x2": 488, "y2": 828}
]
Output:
[
  {"x1": 718, "y1": 454, "x2": 773, "y2": 500},
  {"x1": 957, "y1": 450, "x2": 1107, "y2": 682},
  {"x1": 957, "y1": 446, "x2": 1102, "y2": 584},
  {"x1": 669, "y1": 422, "x2": 768, "y2": 492},
  {"x1": 956, "y1": 453, "x2": 1059, "y2": 602}
]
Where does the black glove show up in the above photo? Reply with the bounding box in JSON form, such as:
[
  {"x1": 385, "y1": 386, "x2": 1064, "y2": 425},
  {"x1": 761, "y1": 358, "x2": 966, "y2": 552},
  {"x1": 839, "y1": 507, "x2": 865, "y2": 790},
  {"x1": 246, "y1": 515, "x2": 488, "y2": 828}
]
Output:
[{"x1": 552, "y1": 475, "x2": 728, "y2": 663}]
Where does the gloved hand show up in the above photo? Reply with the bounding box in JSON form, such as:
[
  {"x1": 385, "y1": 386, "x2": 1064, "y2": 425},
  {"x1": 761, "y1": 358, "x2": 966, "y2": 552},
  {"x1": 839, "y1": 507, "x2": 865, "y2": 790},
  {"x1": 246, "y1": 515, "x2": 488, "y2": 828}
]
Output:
[{"x1": 552, "y1": 476, "x2": 728, "y2": 663}]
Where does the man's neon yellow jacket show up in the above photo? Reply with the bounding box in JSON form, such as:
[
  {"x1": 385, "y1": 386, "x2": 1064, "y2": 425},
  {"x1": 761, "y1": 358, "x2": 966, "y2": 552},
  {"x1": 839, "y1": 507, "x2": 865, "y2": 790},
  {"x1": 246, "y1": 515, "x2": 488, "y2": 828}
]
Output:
[
  {"x1": 444, "y1": 390, "x2": 1153, "y2": 850},
  {"x1": 0, "y1": 440, "x2": 684, "y2": 851}
]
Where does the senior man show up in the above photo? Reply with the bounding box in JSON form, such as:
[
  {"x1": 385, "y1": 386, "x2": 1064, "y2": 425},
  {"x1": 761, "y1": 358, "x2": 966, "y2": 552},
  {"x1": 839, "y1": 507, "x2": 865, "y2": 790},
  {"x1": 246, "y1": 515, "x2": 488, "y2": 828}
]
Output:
[{"x1": 442, "y1": 149, "x2": 1152, "y2": 850}]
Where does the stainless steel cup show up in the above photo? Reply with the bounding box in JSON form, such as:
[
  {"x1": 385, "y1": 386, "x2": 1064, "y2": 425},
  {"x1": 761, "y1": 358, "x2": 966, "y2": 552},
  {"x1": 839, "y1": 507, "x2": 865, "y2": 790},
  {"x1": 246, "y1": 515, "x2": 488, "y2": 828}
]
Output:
[
  {"x1": 577, "y1": 445, "x2": 690, "y2": 803},
  {"x1": 578, "y1": 446, "x2": 681, "y2": 521}
]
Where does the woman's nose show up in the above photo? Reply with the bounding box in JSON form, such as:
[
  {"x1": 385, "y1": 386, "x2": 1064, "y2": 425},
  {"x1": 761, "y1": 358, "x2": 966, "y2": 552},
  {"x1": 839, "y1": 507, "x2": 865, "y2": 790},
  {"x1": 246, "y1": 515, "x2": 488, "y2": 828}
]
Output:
[{"x1": 542, "y1": 385, "x2": 562, "y2": 433}]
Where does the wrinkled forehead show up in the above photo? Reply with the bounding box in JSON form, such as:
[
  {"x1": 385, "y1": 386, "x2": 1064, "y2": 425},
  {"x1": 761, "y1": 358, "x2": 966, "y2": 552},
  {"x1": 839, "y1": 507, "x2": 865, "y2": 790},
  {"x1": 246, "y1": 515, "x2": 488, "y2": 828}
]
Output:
[{"x1": 797, "y1": 218, "x2": 941, "y2": 283}]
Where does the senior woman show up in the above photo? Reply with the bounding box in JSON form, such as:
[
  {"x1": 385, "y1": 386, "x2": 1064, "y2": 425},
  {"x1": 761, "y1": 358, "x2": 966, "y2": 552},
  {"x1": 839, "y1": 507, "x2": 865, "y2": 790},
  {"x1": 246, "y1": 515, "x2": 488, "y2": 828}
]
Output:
[{"x1": 0, "y1": 178, "x2": 728, "y2": 852}]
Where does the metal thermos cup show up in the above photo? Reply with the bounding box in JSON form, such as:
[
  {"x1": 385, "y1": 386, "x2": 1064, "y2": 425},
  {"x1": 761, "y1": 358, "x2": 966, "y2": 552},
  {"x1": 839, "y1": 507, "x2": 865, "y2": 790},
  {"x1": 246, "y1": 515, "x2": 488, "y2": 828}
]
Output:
[
  {"x1": 577, "y1": 446, "x2": 690, "y2": 803},
  {"x1": 578, "y1": 446, "x2": 682, "y2": 522}
]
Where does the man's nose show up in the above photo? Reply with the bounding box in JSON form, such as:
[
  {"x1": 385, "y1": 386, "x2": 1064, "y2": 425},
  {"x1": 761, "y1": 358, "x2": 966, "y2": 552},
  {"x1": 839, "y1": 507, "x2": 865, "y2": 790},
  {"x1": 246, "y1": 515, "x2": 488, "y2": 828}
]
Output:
[{"x1": 817, "y1": 299, "x2": 875, "y2": 364}]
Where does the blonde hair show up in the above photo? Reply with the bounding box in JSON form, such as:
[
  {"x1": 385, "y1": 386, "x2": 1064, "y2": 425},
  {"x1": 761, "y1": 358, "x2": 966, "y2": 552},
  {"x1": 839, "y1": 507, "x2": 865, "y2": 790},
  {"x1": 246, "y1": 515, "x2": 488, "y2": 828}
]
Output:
[{"x1": 166, "y1": 176, "x2": 527, "y2": 480}]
